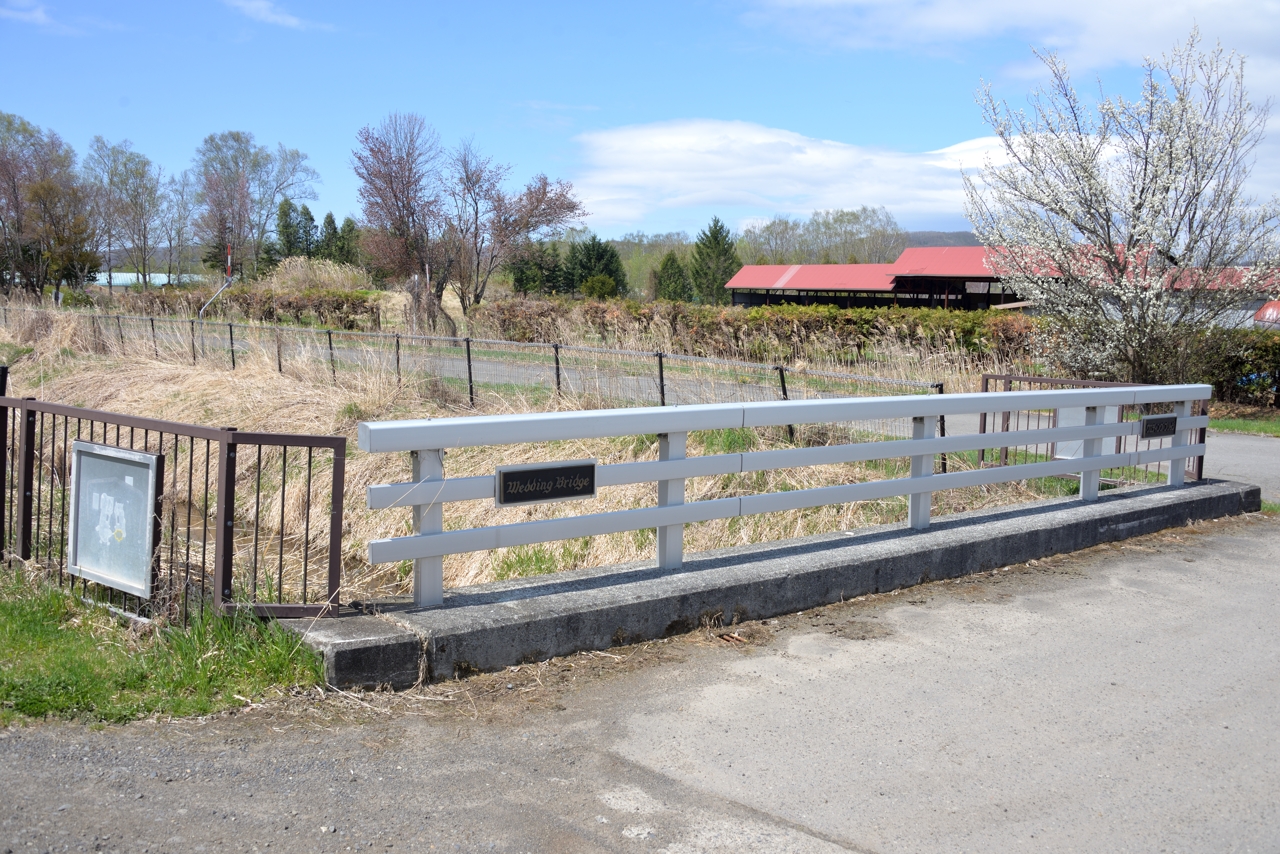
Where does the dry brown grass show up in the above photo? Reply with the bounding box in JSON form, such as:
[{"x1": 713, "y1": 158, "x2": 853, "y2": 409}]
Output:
[
  {"x1": 261, "y1": 257, "x2": 374, "y2": 293},
  {"x1": 1, "y1": 312, "x2": 1066, "y2": 604}
]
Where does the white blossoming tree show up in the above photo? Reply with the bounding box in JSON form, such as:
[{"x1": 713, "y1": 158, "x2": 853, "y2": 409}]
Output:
[{"x1": 964, "y1": 32, "x2": 1280, "y2": 384}]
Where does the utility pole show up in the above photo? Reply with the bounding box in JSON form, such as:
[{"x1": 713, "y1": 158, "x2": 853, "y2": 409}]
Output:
[
  {"x1": 197, "y1": 244, "x2": 235, "y2": 357},
  {"x1": 199, "y1": 244, "x2": 234, "y2": 321}
]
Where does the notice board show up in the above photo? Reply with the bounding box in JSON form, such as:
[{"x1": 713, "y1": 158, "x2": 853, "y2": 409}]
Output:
[{"x1": 67, "y1": 441, "x2": 164, "y2": 599}]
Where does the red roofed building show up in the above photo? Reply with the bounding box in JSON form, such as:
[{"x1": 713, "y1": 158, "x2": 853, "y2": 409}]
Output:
[
  {"x1": 1256, "y1": 300, "x2": 1280, "y2": 330},
  {"x1": 725, "y1": 246, "x2": 1019, "y2": 310}
]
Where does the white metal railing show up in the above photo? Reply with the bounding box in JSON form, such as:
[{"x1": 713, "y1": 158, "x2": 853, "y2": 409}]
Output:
[{"x1": 359, "y1": 384, "x2": 1211, "y2": 607}]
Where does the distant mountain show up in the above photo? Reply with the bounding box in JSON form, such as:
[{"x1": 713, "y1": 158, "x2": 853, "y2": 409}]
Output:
[{"x1": 906, "y1": 231, "x2": 981, "y2": 248}]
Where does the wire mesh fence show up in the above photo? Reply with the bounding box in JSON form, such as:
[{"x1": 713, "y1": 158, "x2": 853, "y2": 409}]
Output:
[{"x1": 0, "y1": 307, "x2": 943, "y2": 439}]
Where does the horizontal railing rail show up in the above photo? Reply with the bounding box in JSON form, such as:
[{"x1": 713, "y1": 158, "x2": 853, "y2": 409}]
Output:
[{"x1": 359, "y1": 384, "x2": 1212, "y2": 608}]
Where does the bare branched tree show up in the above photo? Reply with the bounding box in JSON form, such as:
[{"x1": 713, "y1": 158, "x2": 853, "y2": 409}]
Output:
[
  {"x1": 351, "y1": 112, "x2": 444, "y2": 330},
  {"x1": 442, "y1": 141, "x2": 583, "y2": 314},
  {"x1": 118, "y1": 150, "x2": 164, "y2": 287},
  {"x1": 193, "y1": 132, "x2": 318, "y2": 278},
  {"x1": 737, "y1": 207, "x2": 908, "y2": 265},
  {"x1": 964, "y1": 31, "x2": 1280, "y2": 383},
  {"x1": 354, "y1": 120, "x2": 583, "y2": 325},
  {"x1": 84, "y1": 136, "x2": 130, "y2": 291},
  {"x1": 160, "y1": 169, "x2": 198, "y2": 286}
]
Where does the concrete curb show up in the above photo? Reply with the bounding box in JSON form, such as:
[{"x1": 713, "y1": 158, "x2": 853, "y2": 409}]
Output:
[
  {"x1": 280, "y1": 610, "x2": 422, "y2": 689},
  {"x1": 285, "y1": 480, "x2": 1260, "y2": 687}
]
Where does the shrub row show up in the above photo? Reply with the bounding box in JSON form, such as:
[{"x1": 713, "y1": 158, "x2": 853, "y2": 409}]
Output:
[
  {"x1": 470, "y1": 298, "x2": 1039, "y2": 363},
  {"x1": 63, "y1": 286, "x2": 384, "y2": 331},
  {"x1": 1201, "y1": 328, "x2": 1280, "y2": 405}
]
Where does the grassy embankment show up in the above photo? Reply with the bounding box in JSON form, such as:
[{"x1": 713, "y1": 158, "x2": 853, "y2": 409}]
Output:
[{"x1": 0, "y1": 575, "x2": 322, "y2": 724}]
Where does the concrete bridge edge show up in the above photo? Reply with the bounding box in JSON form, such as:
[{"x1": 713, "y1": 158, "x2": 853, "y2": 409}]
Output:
[{"x1": 283, "y1": 480, "x2": 1261, "y2": 688}]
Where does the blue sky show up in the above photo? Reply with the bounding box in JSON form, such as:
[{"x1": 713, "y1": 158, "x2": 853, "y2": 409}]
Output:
[{"x1": 3, "y1": 0, "x2": 1278, "y2": 236}]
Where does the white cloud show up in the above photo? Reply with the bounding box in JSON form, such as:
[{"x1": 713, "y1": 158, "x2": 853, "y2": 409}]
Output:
[
  {"x1": 0, "y1": 2, "x2": 123, "y2": 34},
  {"x1": 222, "y1": 0, "x2": 325, "y2": 30},
  {"x1": 573, "y1": 117, "x2": 1280, "y2": 231},
  {"x1": 573, "y1": 118, "x2": 1003, "y2": 228},
  {"x1": 744, "y1": 0, "x2": 1280, "y2": 103},
  {"x1": 0, "y1": 1, "x2": 50, "y2": 25},
  {"x1": 746, "y1": 0, "x2": 1280, "y2": 68}
]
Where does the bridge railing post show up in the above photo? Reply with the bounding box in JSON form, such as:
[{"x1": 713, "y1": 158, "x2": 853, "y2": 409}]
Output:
[
  {"x1": 1169, "y1": 400, "x2": 1190, "y2": 487},
  {"x1": 657, "y1": 431, "x2": 686, "y2": 569},
  {"x1": 1080, "y1": 406, "x2": 1102, "y2": 502},
  {"x1": 908, "y1": 415, "x2": 937, "y2": 530},
  {"x1": 411, "y1": 449, "x2": 445, "y2": 607}
]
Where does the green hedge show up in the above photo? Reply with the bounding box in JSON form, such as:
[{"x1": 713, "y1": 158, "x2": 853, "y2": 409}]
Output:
[
  {"x1": 471, "y1": 298, "x2": 1039, "y2": 363},
  {"x1": 1200, "y1": 328, "x2": 1280, "y2": 405}
]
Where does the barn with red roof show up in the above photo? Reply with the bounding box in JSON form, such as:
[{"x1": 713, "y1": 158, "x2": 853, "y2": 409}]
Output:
[{"x1": 724, "y1": 246, "x2": 1019, "y2": 310}]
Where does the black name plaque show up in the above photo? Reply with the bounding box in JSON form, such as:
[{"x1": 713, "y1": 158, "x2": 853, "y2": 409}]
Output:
[
  {"x1": 1140, "y1": 414, "x2": 1179, "y2": 440},
  {"x1": 496, "y1": 460, "x2": 597, "y2": 507}
]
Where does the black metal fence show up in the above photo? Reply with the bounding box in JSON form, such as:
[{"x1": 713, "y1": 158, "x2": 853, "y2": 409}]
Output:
[
  {"x1": 977, "y1": 373, "x2": 1208, "y2": 484},
  {"x1": 0, "y1": 367, "x2": 345, "y2": 624}
]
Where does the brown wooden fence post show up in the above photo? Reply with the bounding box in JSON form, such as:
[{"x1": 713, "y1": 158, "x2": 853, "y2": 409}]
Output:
[{"x1": 213, "y1": 427, "x2": 238, "y2": 612}]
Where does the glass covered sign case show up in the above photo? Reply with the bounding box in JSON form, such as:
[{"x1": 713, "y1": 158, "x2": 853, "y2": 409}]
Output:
[{"x1": 67, "y1": 441, "x2": 164, "y2": 599}]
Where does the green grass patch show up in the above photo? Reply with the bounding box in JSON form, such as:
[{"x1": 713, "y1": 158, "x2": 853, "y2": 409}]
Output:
[
  {"x1": 0, "y1": 342, "x2": 33, "y2": 366},
  {"x1": 694, "y1": 427, "x2": 760, "y2": 455},
  {"x1": 0, "y1": 578, "x2": 322, "y2": 724},
  {"x1": 1210, "y1": 418, "x2": 1280, "y2": 437},
  {"x1": 1261, "y1": 500, "x2": 1280, "y2": 514},
  {"x1": 494, "y1": 538, "x2": 592, "y2": 581}
]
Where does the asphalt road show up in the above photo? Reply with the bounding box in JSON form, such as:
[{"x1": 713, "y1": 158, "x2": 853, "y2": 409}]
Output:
[
  {"x1": 1205, "y1": 430, "x2": 1280, "y2": 502},
  {"x1": 2, "y1": 512, "x2": 1277, "y2": 853}
]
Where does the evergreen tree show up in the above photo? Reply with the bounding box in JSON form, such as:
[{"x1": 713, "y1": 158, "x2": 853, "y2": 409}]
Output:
[
  {"x1": 654, "y1": 250, "x2": 691, "y2": 301},
  {"x1": 337, "y1": 217, "x2": 360, "y2": 265},
  {"x1": 297, "y1": 204, "x2": 318, "y2": 257},
  {"x1": 689, "y1": 217, "x2": 741, "y2": 305},
  {"x1": 318, "y1": 212, "x2": 341, "y2": 260},
  {"x1": 564, "y1": 234, "x2": 627, "y2": 297},
  {"x1": 509, "y1": 242, "x2": 563, "y2": 295},
  {"x1": 276, "y1": 199, "x2": 301, "y2": 258},
  {"x1": 581, "y1": 274, "x2": 622, "y2": 299}
]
